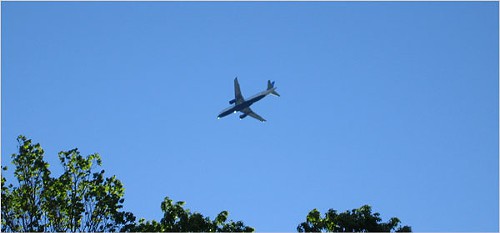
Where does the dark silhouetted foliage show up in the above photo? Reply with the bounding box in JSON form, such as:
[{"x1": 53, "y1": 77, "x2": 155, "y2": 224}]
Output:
[
  {"x1": 123, "y1": 196, "x2": 254, "y2": 232},
  {"x1": 297, "y1": 205, "x2": 412, "y2": 232}
]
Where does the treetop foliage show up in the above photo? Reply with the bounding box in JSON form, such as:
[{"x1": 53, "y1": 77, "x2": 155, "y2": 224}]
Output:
[
  {"x1": 1, "y1": 135, "x2": 254, "y2": 232},
  {"x1": 124, "y1": 196, "x2": 254, "y2": 232},
  {"x1": 297, "y1": 205, "x2": 412, "y2": 232},
  {"x1": 2, "y1": 135, "x2": 135, "y2": 232},
  {"x1": 2, "y1": 135, "x2": 411, "y2": 232}
]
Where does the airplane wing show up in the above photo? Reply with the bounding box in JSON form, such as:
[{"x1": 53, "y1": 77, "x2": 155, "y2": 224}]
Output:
[
  {"x1": 242, "y1": 107, "x2": 266, "y2": 122},
  {"x1": 234, "y1": 78, "x2": 245, "y2": 104}
]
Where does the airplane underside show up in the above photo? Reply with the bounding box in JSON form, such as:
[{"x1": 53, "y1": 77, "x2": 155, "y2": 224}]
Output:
[{"x1": 217, "y1": 77, "x2": 279, "y2": 122}]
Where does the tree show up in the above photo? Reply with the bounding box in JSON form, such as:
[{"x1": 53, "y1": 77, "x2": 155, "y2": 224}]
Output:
[
  {"x1": 1, "y1": 166, "x2": 20, "y2": 232},
  {"x1": 1, "y1": 135, "x2": 135, "y2": 232},
  {"x1": 2, "y1": 135, "x2": 412, "y2": 232},
  {"x1": 1, "y1": 136, "x2": 50, "y2": 232},
  {"x1": 1, "y1": 136, "x2": 252, "y2": 232},
  {"x1": 297, "y1": 205, "x2": 412, "y2": 232},
  {"x1": 125, "y1": 196, "x2": 254, "y2": 232}
]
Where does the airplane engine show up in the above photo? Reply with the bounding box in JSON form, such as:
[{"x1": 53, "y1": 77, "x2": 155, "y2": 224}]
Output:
[
  {"x1": 229, "y1": 99, "x2": 236, "y2": 104},
  {"x1": 239, "y1": 114, "x2": 248, "y2": 119}
]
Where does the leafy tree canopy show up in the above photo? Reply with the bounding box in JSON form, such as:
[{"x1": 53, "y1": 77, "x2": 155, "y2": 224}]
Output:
[
  {"x1": 1, "y1": 136, "x2": 253, "y2": 232},
  {"x1": 297, "y1": 205, "x2": 412, "y2": 232},
  {"x1": 1, "y1": 135, "x2": 135, "y2": 232},
  {"x1": 2, "y1": 136, "x2": 411, "y2": 232},
  {"x1": 124, "y1": 196, "x2": 254, "y2": 232}
]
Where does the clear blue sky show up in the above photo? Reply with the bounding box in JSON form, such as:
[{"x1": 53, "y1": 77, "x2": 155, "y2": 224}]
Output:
[{"x1": 2, "y1": 2, "x2": 498, "y2": 231}]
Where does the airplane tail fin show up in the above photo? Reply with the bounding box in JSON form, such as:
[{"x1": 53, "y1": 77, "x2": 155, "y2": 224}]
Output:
[
  {"x1": 267, "y1": 80, "x2": 274, "y2": 90},
  {"x1": 267, "y1": 80, "x2": 280, "y2": 97}
]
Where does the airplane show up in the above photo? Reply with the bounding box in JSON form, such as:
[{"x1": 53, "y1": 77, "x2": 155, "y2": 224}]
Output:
[{"x1": 217, "y1": 77, "x2": 280, "y2": 122}]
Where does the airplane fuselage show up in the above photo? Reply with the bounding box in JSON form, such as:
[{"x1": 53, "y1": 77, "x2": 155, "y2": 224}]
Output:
[
  {"x1": 217, "y1": 89, "x2": 274, "y2": 119},
  {"x1": 217, "y1": 78, "x2": 279, "y2": 122}
]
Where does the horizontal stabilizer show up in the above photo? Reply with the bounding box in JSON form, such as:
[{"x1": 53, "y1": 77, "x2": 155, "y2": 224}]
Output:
[{"x1": 267, "y1": 80, "x2": 280, "y2": 96}]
